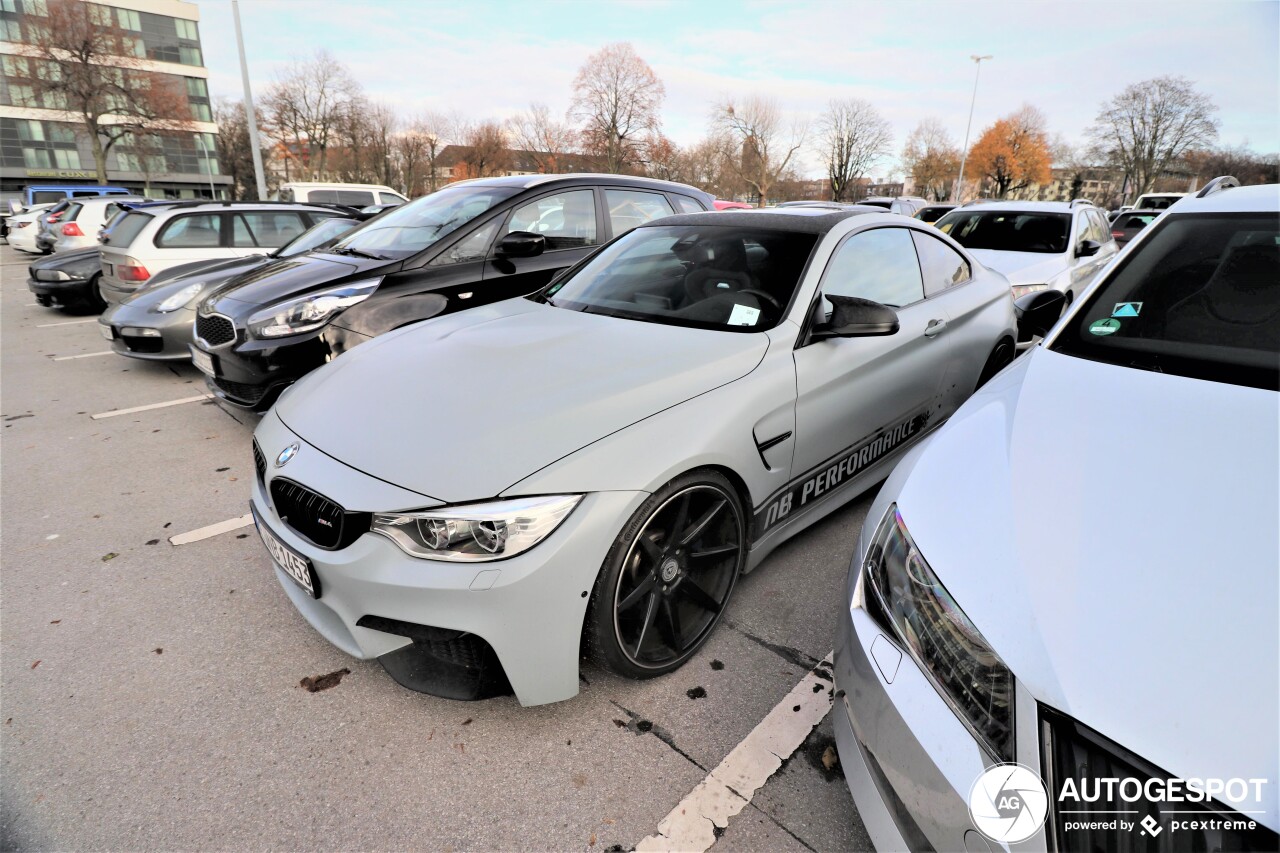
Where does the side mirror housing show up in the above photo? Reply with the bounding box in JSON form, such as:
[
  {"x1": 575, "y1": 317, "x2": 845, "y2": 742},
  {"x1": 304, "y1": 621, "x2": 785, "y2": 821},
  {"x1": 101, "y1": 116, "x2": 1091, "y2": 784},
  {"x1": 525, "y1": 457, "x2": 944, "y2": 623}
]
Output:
[
  {"x1": 811, "y1": 295, "x2": 900, "y2": 340},
  {"x1": 1076, "y1": 239, "x2": 1101, "y2": 258},
  {"x1": 495, "y1": 230, "x2": 545, "y2": 258},
  {"x1": 1014, "y1": 289, "x2": 1066, "y2": 339}
]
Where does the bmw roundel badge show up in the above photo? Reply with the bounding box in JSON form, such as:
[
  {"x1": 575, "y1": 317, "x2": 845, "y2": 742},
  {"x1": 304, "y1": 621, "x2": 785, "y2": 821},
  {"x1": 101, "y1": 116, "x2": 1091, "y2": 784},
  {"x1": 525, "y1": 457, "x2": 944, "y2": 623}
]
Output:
[{"x1": 275, "y1": 442, "x2": 299, "y2": 468}]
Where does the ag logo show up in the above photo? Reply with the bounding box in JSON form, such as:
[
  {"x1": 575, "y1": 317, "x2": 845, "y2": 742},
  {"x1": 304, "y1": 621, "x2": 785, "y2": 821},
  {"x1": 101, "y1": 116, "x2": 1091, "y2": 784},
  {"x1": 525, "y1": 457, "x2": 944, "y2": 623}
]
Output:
[{"x1": 968, "y1": 763, "x2": 1049, "y2": 844}]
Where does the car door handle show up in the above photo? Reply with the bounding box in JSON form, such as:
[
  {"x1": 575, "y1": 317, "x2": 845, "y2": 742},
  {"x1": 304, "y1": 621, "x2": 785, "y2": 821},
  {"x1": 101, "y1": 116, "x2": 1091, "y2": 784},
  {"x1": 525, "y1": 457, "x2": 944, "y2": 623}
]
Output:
[{"x1": 923, "y1": 318, "x2": 947, "y2": 338}]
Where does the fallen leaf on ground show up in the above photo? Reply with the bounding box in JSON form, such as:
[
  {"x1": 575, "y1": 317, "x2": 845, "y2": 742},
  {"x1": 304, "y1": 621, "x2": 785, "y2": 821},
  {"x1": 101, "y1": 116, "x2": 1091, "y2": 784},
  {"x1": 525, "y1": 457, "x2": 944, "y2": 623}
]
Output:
[
  {"x1": 49, "y1": 620, "x2": 60, "y2": 624},
  {"x1": 589, "y1": 832, "x2": 597, "y2": 846},
  {"x1": 821, "y1": 745, "x2": 839, "y2": 771},
  {"x1": 101, "y1": 553, "x2": 118, "y2": 562},
  {"x1": 31, "y1": 660, "x2": 40, "y2": 669},
  {"x1": 153, "y1": 648, "x2": 163, "y2": 655},
  {"x1": 299, "y1": 668, "x2": 351, "y2": 692},
  {"x1": 461, "y1": 717, "x2": 472, "y2": 725}
]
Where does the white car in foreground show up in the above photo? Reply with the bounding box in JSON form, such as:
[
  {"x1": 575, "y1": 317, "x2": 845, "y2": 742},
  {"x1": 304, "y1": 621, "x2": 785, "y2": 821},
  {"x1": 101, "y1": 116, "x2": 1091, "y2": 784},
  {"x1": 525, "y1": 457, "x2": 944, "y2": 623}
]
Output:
[
  {"x1": 250, "y1": 207, "x2": 1023, "y2": 705},
  {"x1": 833, "y1": 178, "x2": 1279, "y2": 850}
]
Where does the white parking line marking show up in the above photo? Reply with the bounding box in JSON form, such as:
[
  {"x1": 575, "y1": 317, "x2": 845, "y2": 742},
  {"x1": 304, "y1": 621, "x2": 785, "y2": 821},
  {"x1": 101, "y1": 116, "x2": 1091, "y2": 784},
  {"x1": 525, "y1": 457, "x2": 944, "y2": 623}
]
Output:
[
  {"x1": 53, "y1": 350, "x2": 114, "y2": 361},
  {"x1": 36, "y1": 318, "x2": 99, "y2": 327},
  {"x1": 635, "y1": 653, "x2": 835, "y2": 853},
  {"x1": 90, "y1": 393, "x2": 212, "y2": 420},
  {"x1": 169, "y1": 514, "x2": 254, "y2": 545}
]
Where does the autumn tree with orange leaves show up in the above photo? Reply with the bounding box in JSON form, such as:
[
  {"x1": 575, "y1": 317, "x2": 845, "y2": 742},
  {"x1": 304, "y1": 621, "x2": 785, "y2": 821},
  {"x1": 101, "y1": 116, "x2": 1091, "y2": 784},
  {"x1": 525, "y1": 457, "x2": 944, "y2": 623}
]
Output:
[{"x1": 967, "y1": 106, "x2": 1052, "y2": 198}]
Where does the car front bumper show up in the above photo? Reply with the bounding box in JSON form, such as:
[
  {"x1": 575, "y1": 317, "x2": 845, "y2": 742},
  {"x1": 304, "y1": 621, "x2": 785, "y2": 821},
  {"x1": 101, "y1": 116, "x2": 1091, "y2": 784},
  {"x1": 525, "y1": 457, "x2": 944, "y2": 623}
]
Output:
[
  {"x1": 194, "y1": 327, "x2": 337, "y2": 411},
  {"x1": 251, "y1": 411, "x2": 648, "y2": 706},
  {"x1": 99, "y1": 303, "x2": 195, "y2": 361},
  {"x1": 28, "y1": 275, "x2": 95, "y2": 306}
]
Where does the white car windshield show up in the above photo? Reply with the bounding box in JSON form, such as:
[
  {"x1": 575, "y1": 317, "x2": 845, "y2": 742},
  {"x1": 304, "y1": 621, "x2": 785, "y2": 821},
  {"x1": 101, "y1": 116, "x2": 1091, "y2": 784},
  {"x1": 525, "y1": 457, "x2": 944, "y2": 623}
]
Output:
[
  {"x1": 1051, "y1": 212, "x2": 1278, "y2": 391},
  {"x1": 536, "y1": 224, "x2": 818, "y2": 333},
  {"x1": 327, "y1": 185, "x2": 520, "y2": 260},
  {"x1": 938, "y1": 210, "x2": 1070, "y2": 254}
]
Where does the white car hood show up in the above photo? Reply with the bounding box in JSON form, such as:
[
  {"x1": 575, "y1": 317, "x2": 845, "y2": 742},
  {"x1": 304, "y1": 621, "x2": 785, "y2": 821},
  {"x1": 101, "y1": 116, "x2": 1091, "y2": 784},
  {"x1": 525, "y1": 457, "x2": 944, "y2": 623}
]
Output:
[
  {"x1": 276, "y1": 299, "x2": 768, "y2": 504},
  {"x1": 896, "y1": 347, "x2": 1279, "y2": 820},
  {"x1": 967, "y1": 249, "x2": 1066, "y2": 286}
]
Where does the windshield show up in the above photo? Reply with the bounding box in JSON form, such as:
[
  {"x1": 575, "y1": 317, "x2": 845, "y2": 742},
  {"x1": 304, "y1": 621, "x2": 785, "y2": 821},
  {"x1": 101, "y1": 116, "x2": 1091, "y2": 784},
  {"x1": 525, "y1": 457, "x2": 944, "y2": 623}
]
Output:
[
  {"x1": 537, "y1": 224, "x2": 817, "y2": 333},
  {"x1": 916, "y1": 206, "x2": 952, "y2": 223},
  {"x1": 277, "y1": 218, "x2": 358, "y2": 257},
  {"x1": 1050, "y1": 213, "x2": 1278, "y2": 391},
  {"x1": 328, "y1": 184, "x2": 520, "y2": 260},
  {"x1": 937, "y1": 210, "x2": 1070, "y2": 254},
  {"x1": 1134, "y1": 194, "x2": 1182, "y2": 210}
]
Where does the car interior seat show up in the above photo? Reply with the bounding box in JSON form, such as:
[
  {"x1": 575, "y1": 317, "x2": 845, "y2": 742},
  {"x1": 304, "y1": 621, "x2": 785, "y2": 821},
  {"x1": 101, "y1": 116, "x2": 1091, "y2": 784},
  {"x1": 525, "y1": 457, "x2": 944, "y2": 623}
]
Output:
[
  {"x1": 1163, "y1": 242, "x2": 1279, "y2": 350},
  {"x1": 683, "y1": 238, "x2": 758, "y2": 306}
]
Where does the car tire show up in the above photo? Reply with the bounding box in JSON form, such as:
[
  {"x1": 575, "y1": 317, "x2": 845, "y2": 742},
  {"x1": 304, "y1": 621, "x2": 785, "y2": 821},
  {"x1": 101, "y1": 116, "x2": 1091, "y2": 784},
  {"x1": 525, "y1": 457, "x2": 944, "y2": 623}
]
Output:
[
  {"x1": 975, "y1": 337, "x2": 1015, "y2": 390},
  {"x1": 585, "y1": 469, "x2": 746, "y2": 679},
  {"x1": 82, "y1": 273, "x2": 107, "y2": 314}
]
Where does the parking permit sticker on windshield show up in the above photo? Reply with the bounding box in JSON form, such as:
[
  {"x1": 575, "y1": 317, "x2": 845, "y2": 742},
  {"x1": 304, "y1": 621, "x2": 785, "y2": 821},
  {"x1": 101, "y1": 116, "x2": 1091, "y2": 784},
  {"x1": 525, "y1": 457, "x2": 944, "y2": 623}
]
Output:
[
  {"x1": 728, "y1": 304, "x2": 761, "y2": 326},
  {"x1": 1089, "y1": 318, "x2": 1122, "y2": 336},
  {"x1": 1112, "y1": 302, "x2": 1143, "y2": 317}
]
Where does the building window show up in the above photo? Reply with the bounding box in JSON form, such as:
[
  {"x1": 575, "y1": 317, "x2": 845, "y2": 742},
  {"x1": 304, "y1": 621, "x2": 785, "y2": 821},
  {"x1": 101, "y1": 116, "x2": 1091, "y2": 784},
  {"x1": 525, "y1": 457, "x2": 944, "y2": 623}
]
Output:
[
  {"x1": 24, "y1": 0, "x2": 48, "y2": 14},
  {"x1": 8, "y1": 84, "x2": 35, "y2": 107},
  {"x1": 87, "y1": 3, "x2": 111, "y2": 26},
  {"x1": 0, "y1": 0, "x2": 17, "y2": 13},
  {"x1": 179, "y1": 45, "x2": 202, "y2": 65},
  {"x1": 185, "y1": 77, "x2": 208, "y2": 98},
  {"x1": 53, "y1": 148, "x2": 80, "y2": 169},
  {"x1": 116, "y1": 7, "x2": 141, "y2": 30},
  {"x1": 1, "y1": 55, "x2": 28, "y2": 77},
  {"x1": 0, "y1": 19, "x2": 22, "y2": 40},
  {"x1": 175, "y1": 18, "x2": 197, "y2": 40},
  {"x1": 16, "y1": 120, "x2": 44, "y2": 142},
  {"x1": 190, "y1": 102, "x2": 211, "y2": 122}
]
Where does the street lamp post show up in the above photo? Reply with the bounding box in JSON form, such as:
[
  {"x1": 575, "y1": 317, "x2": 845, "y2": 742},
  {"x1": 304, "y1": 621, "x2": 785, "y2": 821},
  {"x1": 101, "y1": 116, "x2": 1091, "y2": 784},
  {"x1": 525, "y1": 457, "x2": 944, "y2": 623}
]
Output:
[
  {"x1": 951, "y1": 54, "x2": 992, "y2": 203},
  {"x1": 232, "y1": 0, "x2": 268, "y2": 200},
  {"x1": 194, "y1": 133, "x2": 216, "y2": 199}
]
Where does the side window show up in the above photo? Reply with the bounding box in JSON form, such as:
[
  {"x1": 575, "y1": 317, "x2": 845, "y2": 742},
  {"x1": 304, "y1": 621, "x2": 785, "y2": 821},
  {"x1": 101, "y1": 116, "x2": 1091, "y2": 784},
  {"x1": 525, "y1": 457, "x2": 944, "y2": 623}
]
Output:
[
  {"x1": 335, "y1": 190, "x2": 376, "y2": 206},
  {"x1": 432, "y1": 218, "x2": 500, "y2": 265},
  {"x1": 233, "y1": 212, "x2": 306, "y2": 248},
  {"x1": 377, "y1": 192, "x2": 403, "y2": 205},
  {"x1": 1090, "y1": 210, "x2": 1112, "y2": 244},
  {"x1": 1073, "y1": 212, "x2": 1092, "y2": 247},
  {"x1": 505, "y1": 190, "x2": 597, "y2": 251},
  {"x1": 605, "y1": 189, "x2": 674, "y2": 236},
  {"x1": 671, "y1": 194, "x2": 704, "y2": 215},
  {"x1": 911, "y1": 231, "x2": 971, "y2": 297},
  {"x1": 308, "y1": 190, "x2": 337, "y2": 203},
  {"x1": 822, "y1": 228, "x2": 925, "y2": 311},
  {"x1": 156, "y1": 213, "x2": 222, "y2": 248}
]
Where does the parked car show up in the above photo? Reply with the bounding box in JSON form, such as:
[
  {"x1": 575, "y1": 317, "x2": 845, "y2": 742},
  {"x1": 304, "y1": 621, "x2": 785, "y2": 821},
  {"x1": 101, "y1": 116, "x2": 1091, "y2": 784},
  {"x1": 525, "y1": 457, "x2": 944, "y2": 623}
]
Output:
[
  {"x1": 1131, "y1": 191, "x2": 1187, "y2": 210},
  {"x1": 776, "y1": 201, "x2": 865, "y2": 210},
  {"x1": 50, "y1": 195, "x2": 149, "y2": 253},
  {"x1": 33, "y1": 199, "x2": 79, "y2": 253},
  {"x1": 99, "y1": 216, "x2": 361, "y2": 361},
  {"x1": 247, "y1": 206, "x2": 1021, "y2": 705},
  {"x1": 832, "y1": 178, "x2": 1278, "y2": 852},
  {"x1": 26, "y1": 246, "x2": 108, "y2": 312},
  {"x1": 17, "y1": 184, "x2": 133, "y2": 207},
  {"x1": 98, "y1": 200, "x2": 348, "y2": 305},
  {"x1": 275, "y1": 182, "x2": 408, "y2": 207},
  {"x1": 1109, "y1": 208, "x2": 1161, "y2": 246},
  {"x1": 914, "y1": 203, "x2": 956, "y2": 224},
  {"x1": 935, "y1": 199, "x2": 1117, "y2": 306},
  {"x1": 193, "y1": 174, "x2": 715, "y2": 410},
  {"x1": 888, "y1": 196, "x2": 928, "y2": 217},
  {"x1": 713, "y1": 200, "x2": 753, "y2": 210},
  {"x1": 857, "y1": 196, "x2": 895, "y2": 209},
  {"x1": 3, "y1": 203, "x2": 55, "y2": 251}
]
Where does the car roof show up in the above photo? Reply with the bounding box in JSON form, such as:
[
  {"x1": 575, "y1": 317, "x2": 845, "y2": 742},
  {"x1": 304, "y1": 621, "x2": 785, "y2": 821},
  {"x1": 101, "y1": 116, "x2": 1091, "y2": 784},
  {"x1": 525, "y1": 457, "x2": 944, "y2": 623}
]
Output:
[
  {"x1": 458, "y1": 173, "x2": 711, "y2": 197},
  {"x1": 956, "y1": 200, "x2": 1083, "y2": 214},
  {"x1": 642, "y1": 206, "x2": 882, "y2": 234},
  {"x1": 1170, "y1": 182, "x2": 1277, "y2": 213},
  {"x1": 138, "y1": 200, "x2": 340, "y2": 216}
]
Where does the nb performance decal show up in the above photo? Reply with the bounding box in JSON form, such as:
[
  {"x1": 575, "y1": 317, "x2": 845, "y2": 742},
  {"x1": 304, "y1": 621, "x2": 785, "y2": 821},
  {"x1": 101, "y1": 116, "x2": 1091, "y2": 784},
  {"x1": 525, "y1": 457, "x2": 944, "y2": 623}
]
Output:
[{"x1": 755, "y1": 411, "x2": 931, "y2": 535}]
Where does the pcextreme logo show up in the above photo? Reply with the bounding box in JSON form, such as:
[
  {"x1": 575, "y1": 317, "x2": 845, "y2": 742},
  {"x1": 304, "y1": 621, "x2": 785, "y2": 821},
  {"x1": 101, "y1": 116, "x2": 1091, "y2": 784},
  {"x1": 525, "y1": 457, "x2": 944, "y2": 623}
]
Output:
[{"x1": 968, "y1": 763, "x2": 1049, "y2": 844}]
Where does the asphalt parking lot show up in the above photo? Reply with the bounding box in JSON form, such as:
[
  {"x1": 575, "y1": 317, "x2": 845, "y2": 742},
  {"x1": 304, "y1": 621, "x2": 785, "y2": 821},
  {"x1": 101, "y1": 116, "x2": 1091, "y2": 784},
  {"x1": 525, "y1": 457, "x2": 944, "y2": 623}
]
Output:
[{"x1": 0, "y1": 240, "x2": 875, "y2": 852}]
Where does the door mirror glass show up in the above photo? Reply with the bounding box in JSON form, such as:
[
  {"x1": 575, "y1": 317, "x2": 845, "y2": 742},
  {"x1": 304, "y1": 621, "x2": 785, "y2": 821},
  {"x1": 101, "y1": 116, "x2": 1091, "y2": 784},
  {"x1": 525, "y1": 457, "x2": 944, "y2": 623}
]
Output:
[
  {"x1": 812, "y1": 295, "x2": 900, "y2": 340},
  {"x1": 1076, "y1": 239, "x2": 1101, "y2": 258},
  {"x1": 1015, "y1": 288, "x2": 1066, "y2": 338},
  {"x1": 495, "y1": 230, "x2": 545, "y2": 258}
]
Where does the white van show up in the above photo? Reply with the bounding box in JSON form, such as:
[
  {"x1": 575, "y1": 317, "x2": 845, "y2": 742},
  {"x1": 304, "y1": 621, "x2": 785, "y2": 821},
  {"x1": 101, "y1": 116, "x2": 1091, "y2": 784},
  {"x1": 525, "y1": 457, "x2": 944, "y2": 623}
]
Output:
[{"x1": 274, "y1": 182, "x2": 407, "y2": 207}]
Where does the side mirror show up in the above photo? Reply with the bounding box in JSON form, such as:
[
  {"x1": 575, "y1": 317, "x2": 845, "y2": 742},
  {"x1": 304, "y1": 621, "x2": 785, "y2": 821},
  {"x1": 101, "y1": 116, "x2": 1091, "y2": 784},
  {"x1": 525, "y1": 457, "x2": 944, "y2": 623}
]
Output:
[
  {"x1": 495, "y1": 230, "x2": 545, "y2": 258},
  {"x1": 1076, "y1": 239, "x2": 1101, "y2": 258},
  {"x1": 811, "y1": 295, "x2": 900, "y2": 340},
  {"x1": 1014, "y1": 289, "x2": 1066, "y2": 339}
]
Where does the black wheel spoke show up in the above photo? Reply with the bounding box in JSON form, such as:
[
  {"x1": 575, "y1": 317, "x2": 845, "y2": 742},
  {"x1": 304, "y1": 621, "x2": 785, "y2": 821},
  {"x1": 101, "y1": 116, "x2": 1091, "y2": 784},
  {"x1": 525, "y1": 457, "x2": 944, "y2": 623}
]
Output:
[
  {"x1": 668, "y1": 494, "x2": 691, "y2": 549},
  {"x1": 630, "y1": 592, "x2": 659, "y2": 658},
  {"x1": 659, "y1": 598, "x2": 683, "y2": 650},
  {"x1": 679, "y1": 499, "x2": 726, "y2": 547},
  {"x1": 618, "y1": 571, "x2": 657, "y2": 612},
  {"x1": 676, "y1": 579, "x2": 721, "y2": 615},
  {"x1": 689, "y1": 543, "x2": 737, "y2": 560},
  {"x1": 638, "y1": 534, "x2": 663, "y2": 565}
]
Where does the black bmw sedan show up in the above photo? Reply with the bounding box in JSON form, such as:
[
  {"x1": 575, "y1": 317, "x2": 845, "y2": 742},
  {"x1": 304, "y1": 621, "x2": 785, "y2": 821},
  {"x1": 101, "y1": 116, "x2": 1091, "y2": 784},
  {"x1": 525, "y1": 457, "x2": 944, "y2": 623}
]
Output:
[{"x1": 192, "y1": 174, "x2": 713, "y2": 410}]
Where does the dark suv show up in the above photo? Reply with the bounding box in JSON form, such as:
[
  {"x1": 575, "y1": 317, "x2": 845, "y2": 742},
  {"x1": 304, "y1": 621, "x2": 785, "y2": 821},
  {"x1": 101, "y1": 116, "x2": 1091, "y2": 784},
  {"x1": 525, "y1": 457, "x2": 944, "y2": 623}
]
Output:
[{"x1": 192, "y1": 174, "x2": 714, "y2": 410}]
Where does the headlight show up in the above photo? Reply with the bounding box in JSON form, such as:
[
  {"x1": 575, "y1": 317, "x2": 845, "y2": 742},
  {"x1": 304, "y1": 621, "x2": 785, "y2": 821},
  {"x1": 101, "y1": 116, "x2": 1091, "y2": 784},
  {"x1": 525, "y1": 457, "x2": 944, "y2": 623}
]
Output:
[
  {"x1": 861, "y1": 504, "x2": 1015, "y2": 762},
  {"x1": 247, "y1": 278, "x2": 381, "y2": 338},
  {"x1": 35, "y1": 269, "x2": 77, "y2": 281},
  {"x1": 1010, "y1": 284, "x2": 1049, "y2": 298},
  {"x1": 371, "y1": 495, "x2": 582, "y2": 562},
  {"x1": 154, "y1": 282, "x2": 203, "y2": 313}
]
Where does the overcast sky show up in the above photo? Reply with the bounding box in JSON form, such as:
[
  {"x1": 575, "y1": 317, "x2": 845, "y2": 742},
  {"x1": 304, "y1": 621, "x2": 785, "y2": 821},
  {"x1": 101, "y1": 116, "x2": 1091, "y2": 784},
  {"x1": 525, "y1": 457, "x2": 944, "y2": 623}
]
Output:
[{"x1": 195, "y1": 0, "x2": 1279, "y2": 178}]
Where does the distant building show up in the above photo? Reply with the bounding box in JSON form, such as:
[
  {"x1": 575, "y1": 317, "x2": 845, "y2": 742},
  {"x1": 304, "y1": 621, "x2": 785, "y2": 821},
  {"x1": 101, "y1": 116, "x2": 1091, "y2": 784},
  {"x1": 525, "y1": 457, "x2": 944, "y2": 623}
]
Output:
[
  {"x1": 0, "y1": 0, "x2": 229, "y2": 201},
  {"x1": 860, "y1": 181, "x2": 904, "y2": 199},
  {"x1": 434, "y1": 145, "x2": 604, "y2": 182}
]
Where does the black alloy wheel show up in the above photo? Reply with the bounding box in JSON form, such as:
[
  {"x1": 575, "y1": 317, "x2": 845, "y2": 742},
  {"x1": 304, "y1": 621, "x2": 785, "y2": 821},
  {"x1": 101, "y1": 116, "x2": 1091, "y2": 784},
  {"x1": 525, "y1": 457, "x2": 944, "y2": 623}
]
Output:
[{"x1": 586, "y1": 471, "x2": 745, "y2": 678}]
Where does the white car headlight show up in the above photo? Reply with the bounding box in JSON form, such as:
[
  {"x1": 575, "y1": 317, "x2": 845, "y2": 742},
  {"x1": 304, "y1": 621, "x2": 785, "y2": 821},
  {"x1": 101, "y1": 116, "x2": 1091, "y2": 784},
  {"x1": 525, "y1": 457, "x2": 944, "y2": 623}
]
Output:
[
  {"x1": 154, "y1": 282, "x2": 204, "y2": 313},
  {"x1": 1010, "y1": 283, "x2": 1049, "y2": 298},
  {"x1": 371, "y1": 495, "x2": 582, "y2": 562},
  {"x1": 247, "y1": 278, "x2": 381, "y2": 338},
  {"x1": 862, "y1": 504, "x2": 1015, "y2": 762}
]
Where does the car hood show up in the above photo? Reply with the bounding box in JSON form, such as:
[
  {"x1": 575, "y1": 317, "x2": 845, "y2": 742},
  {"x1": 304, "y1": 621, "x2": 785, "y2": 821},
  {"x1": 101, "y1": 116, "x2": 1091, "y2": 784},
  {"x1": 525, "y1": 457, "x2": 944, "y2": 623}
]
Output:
[
  {"x1": 895, "y1": 347, "x2": 1279, "y2": 820},
  {"x1": 206, "y1": 252, "x2": 375, "y2": 312},
  {"x1": 143, "y1": 254, "x2": 269, "y2": 289},
  {"x1": 967, "y1": 249, "x2": 1067, "y2": 285},
  {"x1": 112, "y1": 272, "x2": 226, "y2": 314},
  {"x1": 31, "y1": 245, "x2": 101, "y2": 273},
  {"x1": 275, "y1": 299, "x2": 769, "y2": 504}
]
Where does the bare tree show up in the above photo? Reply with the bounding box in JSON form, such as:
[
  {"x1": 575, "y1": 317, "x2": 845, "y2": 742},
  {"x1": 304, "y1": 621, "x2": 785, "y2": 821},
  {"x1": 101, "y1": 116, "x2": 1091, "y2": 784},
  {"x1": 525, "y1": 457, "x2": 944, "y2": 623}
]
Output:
[
  {"x1": 213, "y1": 98, "x2": 275, "y2": 199},
  {"x1": 818, "y1": 99, "x2": 892, "y2": 201},
  {"x1": 1183, "y1": 143, "x2": 1279, "y2": 188},
  {"x1": 508, "y1": 103, "x2": 577, "y2": 174},
  {"x1": 20, "y1": 0, "x2": 194, "y2": 184},
  {"x1": 900, "y1": 119, "x2": 962, "y2": 202},
  {"x1": 1087, "y1": 76, "x2": 1219, "y2": 200},
  {"x1": 452, "y1": 121, "x2": 510, "y2": 180},
  {"x1": 713, "y1": 96, "x2": 808, "y2": 207},
  {"x1": 262, "y1": 49, "x2": 361, "y2": 180},
  {"x1": 570, "y1": 43, "x2": 665, "y2": 174}
]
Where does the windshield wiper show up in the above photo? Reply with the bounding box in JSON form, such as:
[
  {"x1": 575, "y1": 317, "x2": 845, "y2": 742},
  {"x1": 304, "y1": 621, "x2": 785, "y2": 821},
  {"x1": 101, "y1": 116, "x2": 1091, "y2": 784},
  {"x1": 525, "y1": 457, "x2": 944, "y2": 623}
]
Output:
[{"x1": 333, "y1": 246, "x2": 386, "y2": 261}]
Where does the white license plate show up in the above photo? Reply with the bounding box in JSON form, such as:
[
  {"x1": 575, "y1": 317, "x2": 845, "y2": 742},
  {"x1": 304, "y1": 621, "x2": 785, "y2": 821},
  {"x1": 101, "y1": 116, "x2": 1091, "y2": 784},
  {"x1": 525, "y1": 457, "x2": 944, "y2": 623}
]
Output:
[
  {"x1": 99, "y1": 324, "x2": 114, "y2": 341},
  {"x1": 255, "y1": 510, "x2": 317, "y2": 597},
  {"x1": 190, "y1": 346, "x2": 215, "y2": 376}
]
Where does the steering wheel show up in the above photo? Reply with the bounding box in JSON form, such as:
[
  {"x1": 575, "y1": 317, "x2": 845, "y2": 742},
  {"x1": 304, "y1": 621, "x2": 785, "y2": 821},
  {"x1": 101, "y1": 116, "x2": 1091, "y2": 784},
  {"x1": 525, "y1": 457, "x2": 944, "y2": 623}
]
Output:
[{"x1": 737, "y1": 289, "x2": 781, "y2": 311}]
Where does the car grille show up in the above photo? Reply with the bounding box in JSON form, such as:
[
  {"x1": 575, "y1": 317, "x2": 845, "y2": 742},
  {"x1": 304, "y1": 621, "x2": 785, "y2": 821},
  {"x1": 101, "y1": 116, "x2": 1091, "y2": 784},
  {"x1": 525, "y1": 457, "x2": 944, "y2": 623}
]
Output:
[
  {"x1": 212, "y1": 376, "x2": 267, "y2": 405},
  {"x1": 269, "y1": 477, "x2": 369, "y2": 550},
  {"x1": 252, "y1": 440, "x2": 266, "y2": 483},
  {"x1": 1040, "y1": 707, "x2": 1278, "y2": 852},
  {"x1": 121, "y1": 333, "x2": 162, "y2": 354},
  {"x1": 195, "y1": 313, "x2": 235, "y2": 347}
]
